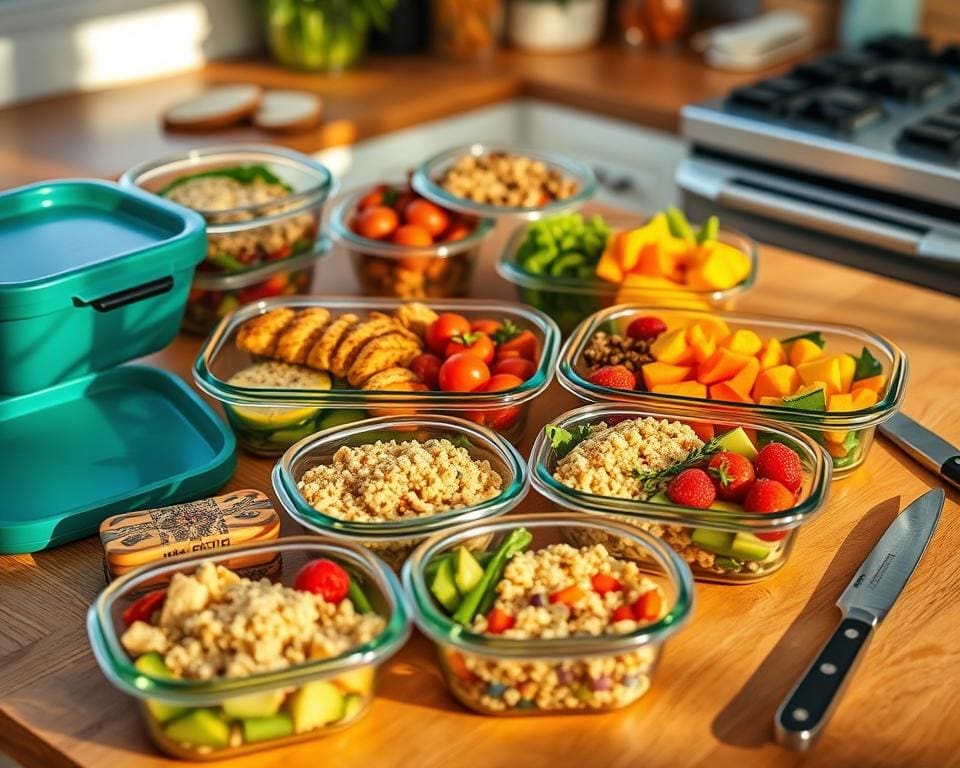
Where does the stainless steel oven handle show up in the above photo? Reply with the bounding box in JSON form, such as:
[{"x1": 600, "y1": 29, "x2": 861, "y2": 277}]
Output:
[{"x1": 714, "y1": 182, "x2": 960, "y2": 268}]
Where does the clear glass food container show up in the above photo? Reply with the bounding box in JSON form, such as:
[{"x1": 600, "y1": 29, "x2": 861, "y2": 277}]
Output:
[
  {"x1": 183, "y1": 240, "x2": 331, "y2": 335},
  {"x1": 273, "y1": 414, "x2": 529, "y2": 571},
  {"x1": 529, "y1": 403, "x2": 831, "y2": 584},
  {"x1": 121, "y1": 146, "x2": 334, "y2": 275},
  {"x1": 559, "y1": 305, "x2": 908, "y2": 477},
  {"x1": 86, "y1": 536, "x2": 410, "y2": 760},
  {"x1": 402, "y1": 513, "x2": 694, "y2": 715},
  {"x1": 411, "y1": 143, "x2": 597, "y2": 221},
  {"x1": 328, "y1": 188, "x2": 495, "y2": 299},
  {"x1": 497, "y1": 217, "x2": 758, "y2": 336},
  {"x1": 431, "y1": 0, "x2": 503, "y2": 60},
  {"x1": 194, "y1": 296, "x2": 560, "y2": 456}
]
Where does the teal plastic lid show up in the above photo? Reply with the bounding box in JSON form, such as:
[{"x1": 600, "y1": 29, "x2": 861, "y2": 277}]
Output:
[
  {"x1": 0, "y1": 365, "x2": 236, "y2": 554},
  {"x1": 0, "y1": 179, "x2": 205, "y2": 319}
]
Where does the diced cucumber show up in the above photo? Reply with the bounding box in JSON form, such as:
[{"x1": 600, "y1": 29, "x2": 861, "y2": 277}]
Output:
[
  {"x1": 691, "y1": 528, "x2": 735, "y2": 555},
  {"x1": 164, "y1": 709, "x2": 230, "y2": 748},
  {"x1": 241, "y1": 713, "x2": 294, "y2": 743},
  {"x1": 288, "y1": 680, "x2": 345, "y2": 733},
  {"x1": 454, "y1": 547, "x2": 485, "y2": 594},
  {"x1": 430, "y1": 558, "x2": 460, "y2": 612},
  {"x1": 222, "y1": 690, "x2": 286, "y2": 719},
  {"x1": 135, "y1": 653, "x2": 187, "y2": 724}
]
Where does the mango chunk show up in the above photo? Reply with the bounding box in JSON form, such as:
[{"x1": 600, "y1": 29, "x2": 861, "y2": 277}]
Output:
[
  {"x1": 788, "y1": 338, "x2": 823, "y2": 367},
  {"x1": 759, "y1": 396, "x2": 785, "y2": 405},
  {"x1": 851, "y1": 374, "x2": 886, "y2": 395},
  {"x1": 829, "y1": 393, "x2": 855, "y2": 412},
  {"x1": 697, "y1": 347, "x2": 752, "y2": 385},
  {"x1": 650, "y1": 328, "x2": 695, "y2": 365},
  {"x1": 709, "y1": 381, "x2": 754, "y2": 403},
  {"x1": 641, "y1": 362, "x2": 693, "y2": 390},
  {"x1": 728, "y1": 357, "x2": 760, "y2": 397},
  {"x1": 758, "y1": 338, "x2": 786, "y2": 371},
  {"x1": 651, "y1": 381, "x2": 707, "y2": 399},
  {"x1": 837, "y1": 354, "x2": 856, "y2": 393},
  {"x1": 686, "y1": 242, "x2": 751, "y2": 291},
  {"x1": 616, "y1": 214, "x2": 671, "y2": 272},
  {"x1": 796, "y1": 357, "x2": 842, "y2": 395},
  {"x1": 852, "y1": 388, "x2": 879, "y2": 409},
  {"x1": 595, "y1": 244, "x2": 623, "y2": 283},
  {"x1": 696, "y1": 316, "x2": 731, "y2": 342},
  {"x1": 722, "y1": 329, "x2": 762, "y2": 357},
  {"x1": 753, "y1": 365, "x2": 800, "y2": 400}
]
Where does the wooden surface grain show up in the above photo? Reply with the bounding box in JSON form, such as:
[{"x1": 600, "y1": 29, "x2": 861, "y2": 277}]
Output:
[
  {"x1": 1, "y1": 206, "x2": 959, "y2": 768},
  {"x1": 0, "y1": 44, "x2": 797, "y2": 188}
]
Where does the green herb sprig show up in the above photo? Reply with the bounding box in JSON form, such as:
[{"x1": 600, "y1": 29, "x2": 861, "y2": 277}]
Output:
[
  {"x1": 632, "y1": 436, "x2": 722, "y2": 496},
  {"x1": 545, "y1": 423, "x2": 596, "y2": 459}
]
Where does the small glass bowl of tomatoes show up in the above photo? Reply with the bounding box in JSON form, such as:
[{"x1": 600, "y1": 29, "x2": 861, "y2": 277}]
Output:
[
  {"x1": 329, "y1": 184, "x2": 495, "y2": 299},
  {"x1": 181, "y1": 240, "x2": 331, "y2": 334}
]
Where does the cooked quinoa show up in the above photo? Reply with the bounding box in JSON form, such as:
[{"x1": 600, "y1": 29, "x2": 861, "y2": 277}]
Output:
[
  {"x1": 472, "y1": 543, "x2": 665, "y2": 639},
  {"x1": 553, "y1": 417, "x2": 702, "y2": 500},
  {"x1": 297, "y1": 438, "x2": 503, "y2": 523},
  {"x1": 165, "y1": 176, "x2": 292, "y2": 216},
  {"x1": 120, "y1": 562, "x2": 385, "y2": 680},
  {"x1": 227, "y1": 361, "x2": 330, "y2": 389}
]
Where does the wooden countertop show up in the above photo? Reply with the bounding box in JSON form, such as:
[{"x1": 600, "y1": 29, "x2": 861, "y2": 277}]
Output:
[
  {"x1": 1, "y1": 207, "x2": 959, "y2": 768},
  {"x1": 0, "y1": 44, "x2": 796, "y2": 188}
]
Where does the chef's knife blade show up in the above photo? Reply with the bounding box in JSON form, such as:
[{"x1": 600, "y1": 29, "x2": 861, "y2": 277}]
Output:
[
  {"x1": 774, "y1": 488, "x2": 944, "y2": 751},
  {"x1": 880, "y1": 412, "x2": 960, "y2": 490}
]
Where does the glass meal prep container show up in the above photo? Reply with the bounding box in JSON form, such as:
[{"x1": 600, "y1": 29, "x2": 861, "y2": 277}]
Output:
[
  {"x1": 402, "y1": 513, "x2": 694, "y2": 715},
  {"x1": 529, "y1": 403, "x2": 831, "y2": 584},
  {"x1": 273, "y1": 414, "x2": 529, "y2": 571},
  {"x1": 87, "y1": 536, "x2": 410, "y2": 761},
  {"x1": 329, "y1": 187, "x2": 495, "y2": 299},
  {"x1": 121, "y1": 146, "x2": 334, "y2": 275},
  {"x1": 497, "y1": 217, "x2": 758, "y2": 336},
  {"x1": 411, "y1": 143, "x2": 597, "y2": 221},
  {"x1": 194, "y1": 296, "x2": 561, "y2": 456},
  {"x1": 559, "y1": 305, "x2": 907, "y2": 477},
  {"x1": 182, "y1": 239, "x2": 331, "y2": 334}
]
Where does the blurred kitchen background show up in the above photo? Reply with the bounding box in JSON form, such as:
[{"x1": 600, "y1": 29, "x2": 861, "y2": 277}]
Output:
[{"x1": 1, "y1": 0, "x2": 959, "y2": 295}]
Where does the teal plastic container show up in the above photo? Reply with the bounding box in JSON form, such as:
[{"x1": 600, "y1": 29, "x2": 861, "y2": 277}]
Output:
[
  {"x1": 0, "y1": 179, "x2": 236, "y2": 554},
  {"x1": 0, "y1": 179, "x2": 206, "y2": 395}
]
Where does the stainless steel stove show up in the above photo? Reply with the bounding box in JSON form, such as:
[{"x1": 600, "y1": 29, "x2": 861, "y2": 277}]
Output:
[{"x1": 678, "y1": 35, "x2": 960, "y2": 294}]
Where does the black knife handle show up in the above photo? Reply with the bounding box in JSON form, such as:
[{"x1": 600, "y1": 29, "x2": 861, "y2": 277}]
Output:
[
  {"x1": 774, "y1": 616, "x2": 874, "y2": 751},
  {"x1": 941, "y1": 456, "x2": 960, "y2": 489}
]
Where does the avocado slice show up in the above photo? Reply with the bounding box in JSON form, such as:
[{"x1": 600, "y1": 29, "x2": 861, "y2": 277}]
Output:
[
  {"x1": 783, "y1": 387, "x2": 826, "y2": 412},
  {"x1": 691, "y1": 528, "x2": 736, "y2": 555},
  {"x1": 241, "y1": 713, "x2": 294, "y2": 743},
  {"x1": 221, "y1": 690, "x2": 286, "y2": 720},
  {"x1": 341, "y1": 694, "x2": 366, "y2": 722},
  {"x1": 318, "y1": 409, "x2": 366, "y2": 430},
  {"x1": 164, "y1": 709, "x2": 230, "y2": 748},
  {"x1": 429, "y1": 557, "x2": 461, "y2": 612},
  {"x1": 454, "y1": 547, "x2": 485, "y2": 594},
  {"x1": 649, "y1": 491, "x2": 671, "y2": 505},
  {"x1": 134, "y1": 653, "x2": 187, "y2": 724},
  {"x1": 730, "y1": 533, "x2": 777, "y2": 562},
  {"x1": 288, "y1": 680, "x2": 345, "y2": 733},
  {"x1": 714, "y1": 427, "x2": 757, "y2": 460}
]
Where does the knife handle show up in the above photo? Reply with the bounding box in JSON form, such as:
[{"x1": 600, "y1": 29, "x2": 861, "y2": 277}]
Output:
[
  {"x1": 941, "y1": 456, "x2": 960, "y2": 489},
  {"x1": 774, "y1": 615, "x2": 874, "y2": 751}
]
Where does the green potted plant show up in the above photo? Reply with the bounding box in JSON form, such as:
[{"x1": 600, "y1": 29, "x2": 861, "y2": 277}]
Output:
[
  {"x1": 264, "y1": 0, "x2": 396, "y2": 72},
  {"x1": 507, "y1": 0, "x2": 607, "y2": 52}
]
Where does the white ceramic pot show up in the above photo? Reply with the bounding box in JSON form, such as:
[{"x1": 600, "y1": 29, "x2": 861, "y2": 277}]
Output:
[{"x1": 508, "y1": 0, "x2": 607, "y2": 52}]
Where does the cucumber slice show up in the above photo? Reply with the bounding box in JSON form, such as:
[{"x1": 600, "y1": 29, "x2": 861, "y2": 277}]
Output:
[
  {"x1": 164, "y1": 709, "x2": 230, "y2": 748},
  {"x1": 241, "y1": 712, "x2": 294, "y2": 743},
  {"x1": 430, "y1": 558, "x2": 460, "y2": 612},
  {"x1": 454, "y1": 547, "x2": 485, "y2": 594},
  {"x1": 222, "y1": 691, "x2": 286, "y2": 719},
  {"x1": 135, "y1": 653, "x2": 187, "y2": 724}
]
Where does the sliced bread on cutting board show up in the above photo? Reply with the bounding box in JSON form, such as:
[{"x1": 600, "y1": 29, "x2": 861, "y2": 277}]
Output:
[
  {"x1": 163, "y1": 84, "x2": 263, "y2": 131},
  {"x1": 253, "y1": 90, "x2": 323, "y2": 133}
]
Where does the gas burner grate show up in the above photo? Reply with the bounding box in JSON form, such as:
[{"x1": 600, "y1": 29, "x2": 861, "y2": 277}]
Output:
[
  {"x1": 898, "y1": 112, "x2": 960, "y2": 162},
  {"x1": 863, "y1": 34, "x2": 932, "y2": 61},
  {"x1": 855, "y1": 62, "x2": 949, "y2": 103},
  {"x1": 787, "y1": 87, "x2": 886, "y2": 134}
]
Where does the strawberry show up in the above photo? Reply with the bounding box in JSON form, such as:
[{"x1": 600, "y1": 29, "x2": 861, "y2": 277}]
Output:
[
  {"x1": 744, "y1": 478, "x2": 796, "y2": 515},
  {"x1": 587, "y1": 365, "x2": 636, "y2": 390},
  {"x1": 486, "y1": 608, "x2": 515, "y2": 634},
  {"x1": 754, "y1": 442, "x2": 803, "y2": 493},
  {"x1": 666, "y1": 468, "x2": 716, "y2": 509},
  {"x1": 590, "y1": 573, "x2": 622, "y2": 595},
  {"x1": 707, "y1": 450, "x2": 755, "y2": 501},
  {"x1": 626, "y1": 315, "x2": 667, "y2": 340}
]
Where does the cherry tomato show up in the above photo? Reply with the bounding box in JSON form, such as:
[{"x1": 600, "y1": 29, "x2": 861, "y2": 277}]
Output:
[
  {"x1": 356, "y1": 185, "x2": 386, "y2": 211},
  {"x1": 496, "y1": 329, "x2": 539, "y2": 362},
  {"x1": 438, "y1": 352, "x2": 490, "y2": 392},
  {"x1": 445, "y1": 332, "x2": 495, "y2": 365},
  {"x1": 122, "y1": 589, "x2": 167, "y2": 627},
  {"x1": 470, "y1": 319, "x2": 501, "y2": 336},
  {"x1": 426, "y1": 313, "x2": 471, "y2": 355},
  {"x1": 404, "y1": 199, "x2": 449, "y2": 238},
  {"x1": 355, "y1": 205, "x2": 399, "y2": 241},
  {"x1": 469, "y1": 374, "x2": 524, "y2": 430},
  {"x1": 238, "y1": 274, "x2": 288, "y2": 303},
  {"x1": 441, "y1": 221, "x2": 472, "y2": 242},
  {"x1": 492, "y1": 356, "x2": 537, "y2": 381},
  {"x1": 267, "y1": 243, "x2": 292, "y2": 261},
  {"x1": 756, "y1": 531, "x2": 790, "y2": 542},
  {"x1": 294, "y1": 559, "x2": 350, "y2": 603},
  {"x1": 393, "y1": 190, "x2": 417, "y2": 215},
  {"x1": 391, "y1": 224, "x2": 433, "y2": 246},
  {"x1": 408, "y1": 353, "x2": 443, "y2": 390}
]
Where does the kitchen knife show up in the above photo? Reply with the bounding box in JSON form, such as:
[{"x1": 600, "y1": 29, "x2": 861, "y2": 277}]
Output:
[
  {"x1": 774, "y1": 487, "x2": 944, "y2": 751},
  {"x1": 879, "y1": 412, "x2": 960, "y2": 491}
]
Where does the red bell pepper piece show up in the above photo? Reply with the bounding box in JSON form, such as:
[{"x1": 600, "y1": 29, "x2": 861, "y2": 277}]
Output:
[
  {"x1": 122, "y1": 589, "x2": 167, "y2": 627},
  {"x1": 549, "y1": 585, "x2": 586, "y2": 606},
  {"x1": 631, "y1": 590, "x2": 663, "y2": 622},
  {"x1": 590, "y1": 573, "x2": 623, "y2": 595},
  {"x1": 611, "y1": 605, "x2": 635, "y2": 622},
  {"x1": 486, "y1": 608, "x2": 516, "y2": 634}
]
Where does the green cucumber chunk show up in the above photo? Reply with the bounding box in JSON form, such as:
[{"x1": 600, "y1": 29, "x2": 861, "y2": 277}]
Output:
[
  {"x1": 135, "y1": 653, "x2": 188, "y2": 724},
  {"x1": 430, "y1": 558, "x2": 461, "y2": 612},
  {"x1": 288, "y1": 680, "x2": 345, "y2": 733},
  {"x1": 714, "y1": 427, "x2": 758, "y2": 460},
  {"x1": 164, "y1": 709, "x2": 231, "y2": 748},
  {"x1": 454, "y1": 547, "x2": 485, "y2": 594},
  {"x1": 222, "y1": 690, "x2": 285, "y2": 719},
  {"x1": 241, "y1": 713, "x2": 294, "y2": 743},
  {"x1": 453, "y1": 528, "x2": 533, "y2": 625},
  {"x1": 698, "y1": 215, "x2": 720, "y2": 243}
]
